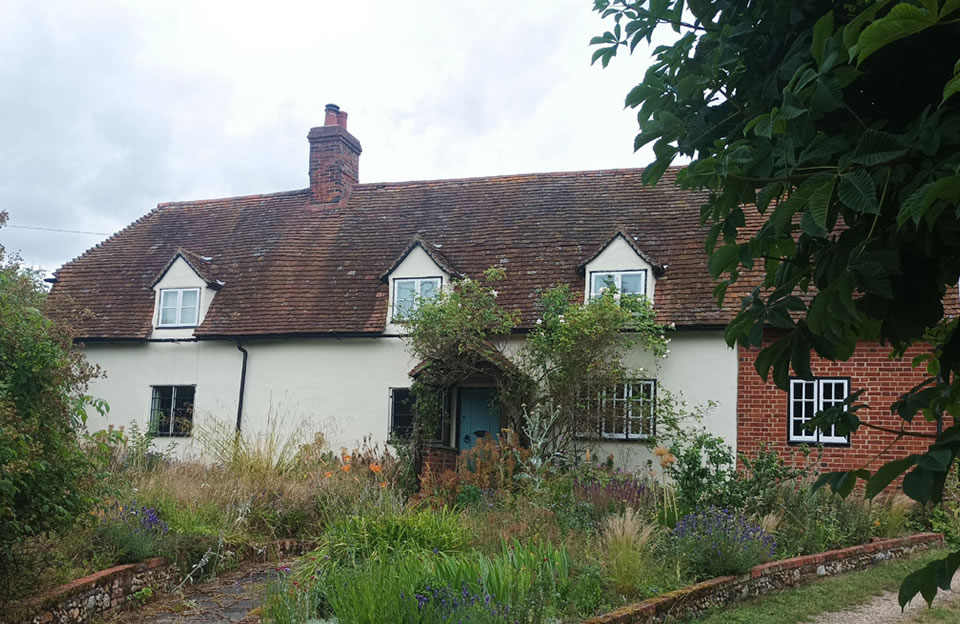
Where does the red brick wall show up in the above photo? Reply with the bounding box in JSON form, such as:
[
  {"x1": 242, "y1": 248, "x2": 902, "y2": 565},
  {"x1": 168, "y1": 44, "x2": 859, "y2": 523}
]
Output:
[
  {"x1": 737, "y1": 340, "x2": 940, "y2": 473},
  {"x1": 422, "y1": 445, "x2": 458, "y2": 475}
]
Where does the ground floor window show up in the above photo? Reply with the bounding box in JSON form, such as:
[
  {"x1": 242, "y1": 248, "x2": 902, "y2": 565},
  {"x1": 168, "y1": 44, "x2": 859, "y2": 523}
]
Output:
[
  {"x1": 788, "y1": 378, "x2": 849, "y2": 444},
  {"x1": 389, "y1": 387, "x2": 450, "y2": 444},
  {"x1": 579, "y1": 379, "x2": 656, "y2": 440},
  {"x1": 150, "y1": 385, "x2": 195, "y2": 437}
]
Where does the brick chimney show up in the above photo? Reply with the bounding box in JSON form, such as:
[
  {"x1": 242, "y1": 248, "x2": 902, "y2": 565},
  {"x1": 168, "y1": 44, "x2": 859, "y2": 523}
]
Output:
[{"x1": 308, "y1": 104, "x2": 362, "y2": 205}]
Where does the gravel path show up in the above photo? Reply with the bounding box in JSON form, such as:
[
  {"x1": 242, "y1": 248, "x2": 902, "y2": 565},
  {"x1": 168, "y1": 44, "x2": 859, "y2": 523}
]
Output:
[{"x1": 810, "y1": 587, "x2": 959, "y2": 624}]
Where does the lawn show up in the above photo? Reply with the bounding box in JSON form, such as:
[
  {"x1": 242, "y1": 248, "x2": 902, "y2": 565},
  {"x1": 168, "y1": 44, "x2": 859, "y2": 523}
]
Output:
[{"x1": 690, "y1": 548, "x2": 949, "y2": 624}]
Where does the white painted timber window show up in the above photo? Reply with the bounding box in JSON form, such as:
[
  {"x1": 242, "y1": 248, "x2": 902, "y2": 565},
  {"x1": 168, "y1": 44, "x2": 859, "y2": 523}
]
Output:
[
  {"x1": 788, "y1": 378, "x2": 850, "y2": 445},
  {"x1": 158, "y1": 288, "x2": 200, "y2": 327},
  {"x1": 589, "y1": 270, "x2": 647, "y2": 299},
  {"x1": 150, "y1": 385, "x2": 195, "y2": 437},
  {"x1": 580, "y1": 380, "x2": 656, "y2": 440},
  {"x1": 393, "y1": 277, "x2": 441, "y2": 318}
]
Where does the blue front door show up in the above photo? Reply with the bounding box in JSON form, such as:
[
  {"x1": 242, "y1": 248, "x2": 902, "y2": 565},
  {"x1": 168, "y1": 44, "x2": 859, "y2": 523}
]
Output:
[{"x1": 458, "y1": 388, "x2": 500, "y2": 451}]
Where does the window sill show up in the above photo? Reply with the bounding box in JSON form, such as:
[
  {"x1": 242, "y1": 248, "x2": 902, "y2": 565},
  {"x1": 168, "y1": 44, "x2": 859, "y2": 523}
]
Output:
[
  {"x1": 787, "y1": 439, "x2": 851, "y2": 448},
  {"x1": 155, "y1": 325, "x2": 199, "y2": 330}
]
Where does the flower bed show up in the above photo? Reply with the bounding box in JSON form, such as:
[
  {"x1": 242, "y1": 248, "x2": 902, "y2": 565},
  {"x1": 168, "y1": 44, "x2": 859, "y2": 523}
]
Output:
[{"x1": 582, "y1": 533, "x2": 944, "y2": 624}]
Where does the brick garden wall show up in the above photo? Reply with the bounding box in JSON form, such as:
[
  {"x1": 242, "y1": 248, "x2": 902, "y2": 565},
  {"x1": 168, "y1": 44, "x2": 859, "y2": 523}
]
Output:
[
  {"x1": 583, "y1": 533, "x2": 944, "y2": 624},
  {"x1": 737, "y1": 340, "x2": 940, "y2": 474},
  {"x1": 3, "y1": 558, "x2": 177, "y2": 624}
]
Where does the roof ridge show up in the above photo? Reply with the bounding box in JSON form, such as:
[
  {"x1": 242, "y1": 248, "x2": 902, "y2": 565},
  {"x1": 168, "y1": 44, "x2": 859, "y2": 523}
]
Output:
[
  {"x1": 157, "y1": 187, "x2": 312, "y2": 208},
  {"x1": 354, "y1": 165, "x2": 682, "y2": 190}
]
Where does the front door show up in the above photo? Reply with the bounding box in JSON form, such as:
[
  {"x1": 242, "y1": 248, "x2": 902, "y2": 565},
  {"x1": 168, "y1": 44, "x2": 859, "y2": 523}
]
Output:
[{"x1": 458, "y1": 388, "x2": 500, "y2": 451}]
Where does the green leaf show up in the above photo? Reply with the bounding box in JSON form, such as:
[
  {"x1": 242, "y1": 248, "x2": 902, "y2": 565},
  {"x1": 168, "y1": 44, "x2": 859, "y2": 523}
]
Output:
[
  {"x1": 943, "y1": 73, "x2": 960, "y2": 105},
  {"x1": 838, "y1": 170, "x2": 880, "y2": 214},
  {"x1": 942, "y1": 0, "x2": 960, "y2": 17},
  {"x1": 902, "y1": 466, "x2": 936, "y2": 503},
  {"x1": 807, "y1": 175, "x2": 837, "y2": 230},
  {"x1": 852, "y1": 129, "x2": 907, "y2": 166},
  {"x1": 865, "y1": 457, "x2": 916, "y2": 498},
  {"x1": 856, "y1": 3, "x2": 937, "y2": 65},
  {"x1": 708, "y1": 243, "x2": 740, "y2": 278},
  {"x1": 814, "y1": 469, "x2": 869, "y2": 497},
  {"x1": 843, "y1": 0, "x2": 895, "y2": 50},
  {"x1": 812, "y1": 11, "x2": 834, "y2": 68}
]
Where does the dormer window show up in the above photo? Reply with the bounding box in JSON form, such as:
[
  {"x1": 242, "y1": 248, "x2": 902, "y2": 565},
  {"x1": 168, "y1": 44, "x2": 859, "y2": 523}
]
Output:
[
  {"x1": 590, "y1": 270, "x2": 647, "y2": 299},
  {"x1": 158, "y1": 288, "x2": 200, "y2": 327},
  {"x1": 393, "y1": 277, "x2": 441, "y2": 318}
]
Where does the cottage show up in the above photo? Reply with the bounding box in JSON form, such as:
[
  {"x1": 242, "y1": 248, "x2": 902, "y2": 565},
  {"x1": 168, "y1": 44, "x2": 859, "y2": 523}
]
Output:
[{"x1": 48, "y1": 105, "x2": 939, "y2": 474}]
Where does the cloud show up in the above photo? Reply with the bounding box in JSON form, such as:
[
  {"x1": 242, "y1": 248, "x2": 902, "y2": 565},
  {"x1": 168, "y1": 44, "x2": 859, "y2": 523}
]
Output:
[{"x1": 0, "y1": 0, "x2": 662, "y2": 275}]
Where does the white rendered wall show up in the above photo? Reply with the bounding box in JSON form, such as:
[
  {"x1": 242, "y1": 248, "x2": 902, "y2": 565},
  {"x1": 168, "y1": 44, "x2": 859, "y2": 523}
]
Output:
[{"x1": 80, "y1": 330, "x2": 736, "y2": 469}]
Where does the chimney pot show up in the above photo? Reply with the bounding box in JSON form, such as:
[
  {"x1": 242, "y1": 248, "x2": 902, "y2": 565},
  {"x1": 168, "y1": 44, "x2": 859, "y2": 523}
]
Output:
[
  {"x1": 336, "y1": 110, "x2": 348, "y2": 130},
  {"x1": 324, "y1": 103, "x2": 340, "y2": 126}
]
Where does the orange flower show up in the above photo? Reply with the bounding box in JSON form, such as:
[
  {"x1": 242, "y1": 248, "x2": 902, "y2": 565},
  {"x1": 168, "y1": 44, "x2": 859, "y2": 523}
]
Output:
[
  {"x1": 379, "y1": 481, "x2": 388, "y2": 488},
  {"x1": 369, "y1": 463, "x2": 382, "y2": 473},
  {"x1": 342, "y1": 454, "x2": 352, "y2": 463},
  {"x1": 342, "y1": 464, "x2": 351, "y2": 472},
  {"x1": 324, "y1": 471, "x2": 333, "y2": 478}
]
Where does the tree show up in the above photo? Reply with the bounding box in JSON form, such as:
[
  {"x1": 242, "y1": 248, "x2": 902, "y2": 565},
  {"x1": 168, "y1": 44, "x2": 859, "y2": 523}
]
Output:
[
  {"x1": 398, "y1": 268, "x2": 666, "y2": 471},
  {"x1": 0, "y1": 212, "x2": 102, "y2": 587},
  {"x1": 591, "y1": 0, "x2": 960, "y2": 605}
]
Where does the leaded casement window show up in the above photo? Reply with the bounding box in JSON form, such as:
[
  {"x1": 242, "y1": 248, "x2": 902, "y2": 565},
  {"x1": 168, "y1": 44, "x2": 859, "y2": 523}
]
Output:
[
  {"x1": 589, "y1": 270, "x2": 647, "y2": 299},
  {"x1": 788, "y1": 378, "x2": 850, "y2": 445},
  {"x1": 579, "y1": 380, "x2": 657, "y2": 440},
  {"x1": 388, "y1": 387, "x2": 449, "y2": 444},
  {"x1": 158, "y1": 288, "x2": 201, "y2": 327},
  {"x1": 150, "y1": 385, "x2": 195, "y2": 437},
  {"x1": 392, "y1": 277, "x2": 441, "y2": 319}
]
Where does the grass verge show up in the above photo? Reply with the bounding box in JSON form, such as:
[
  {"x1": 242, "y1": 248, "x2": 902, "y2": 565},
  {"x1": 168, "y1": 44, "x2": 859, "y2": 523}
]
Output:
[{"x1": 688, "y1": 548, "x2": 948, "y2": 624}]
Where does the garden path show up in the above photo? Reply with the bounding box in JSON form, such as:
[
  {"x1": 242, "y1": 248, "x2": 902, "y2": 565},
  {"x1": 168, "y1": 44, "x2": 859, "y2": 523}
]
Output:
[
  {"x1": 113, "y1": 562, "x2": 285, "y2": 624},
  {"x1": 810, "y1": 586, "x2": 959, "y2": 624}
]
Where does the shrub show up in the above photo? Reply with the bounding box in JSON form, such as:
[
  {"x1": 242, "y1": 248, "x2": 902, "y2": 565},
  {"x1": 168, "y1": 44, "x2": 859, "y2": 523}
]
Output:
[
  {"x1": 673, "y1": 507, "x2": 775, "y2": 580},
  {"x1": 0, "y1": 245, "x2": 102, "y2": 595},
  {"x1": 774, "y1": 484, "x2": 876, "y2": 556},
  {"x1": 662, "y1": 428, "x2": 736, "y2": 512}
]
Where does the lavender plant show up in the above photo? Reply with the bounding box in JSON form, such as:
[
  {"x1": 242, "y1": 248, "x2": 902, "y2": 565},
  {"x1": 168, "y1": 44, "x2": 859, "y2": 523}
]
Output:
[
  {"x1": 95, "y1": 501, "x2": 170, "y2": 564},
  {"x1": 673, "y1": 506, "x2": 775, "y2": 580}
]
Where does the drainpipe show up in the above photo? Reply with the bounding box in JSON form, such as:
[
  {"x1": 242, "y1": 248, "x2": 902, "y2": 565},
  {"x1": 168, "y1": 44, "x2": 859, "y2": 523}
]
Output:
[{"x1": 236, "y1": 342, "x2": 249, "y2": 432}]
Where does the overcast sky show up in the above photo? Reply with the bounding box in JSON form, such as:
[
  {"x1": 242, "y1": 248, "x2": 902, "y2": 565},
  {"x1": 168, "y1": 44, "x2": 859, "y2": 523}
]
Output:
[{"x1": 0, "y1": 1, "x2": 666, "y2": 275}]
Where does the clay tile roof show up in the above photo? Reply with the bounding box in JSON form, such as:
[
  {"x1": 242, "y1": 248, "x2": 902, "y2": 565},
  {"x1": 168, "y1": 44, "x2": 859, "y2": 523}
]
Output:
[
  {"x1": 577, "y1": 228, "x2": 666, "y2": 277},
  {"x1": 378, "y1": 235, "x2": 462, "y2": 282},
  {"x1": 48, "y1": 168, "x2": 747, "y2": 340},
  {"x1": 152, "y1": 248, "x2": 223, "y2": 290}
]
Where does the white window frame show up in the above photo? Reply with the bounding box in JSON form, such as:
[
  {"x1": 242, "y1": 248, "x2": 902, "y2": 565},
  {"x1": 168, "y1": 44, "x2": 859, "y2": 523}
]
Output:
[
  {"x1": 788, "y1": 378, "x2": 850, "y2": 445},
  {"x1": 157, "y1": 287, "x2": 201, "y2": 328},
  {"x1": 391, "y1": 277, "x2": 442, "y2": 319},
  {"x1": 580, "y1": 379, "x2": 656, "y2": 441},
  {"x1": 589, "y1": 270, "x2": 648, "y2": 299}
]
